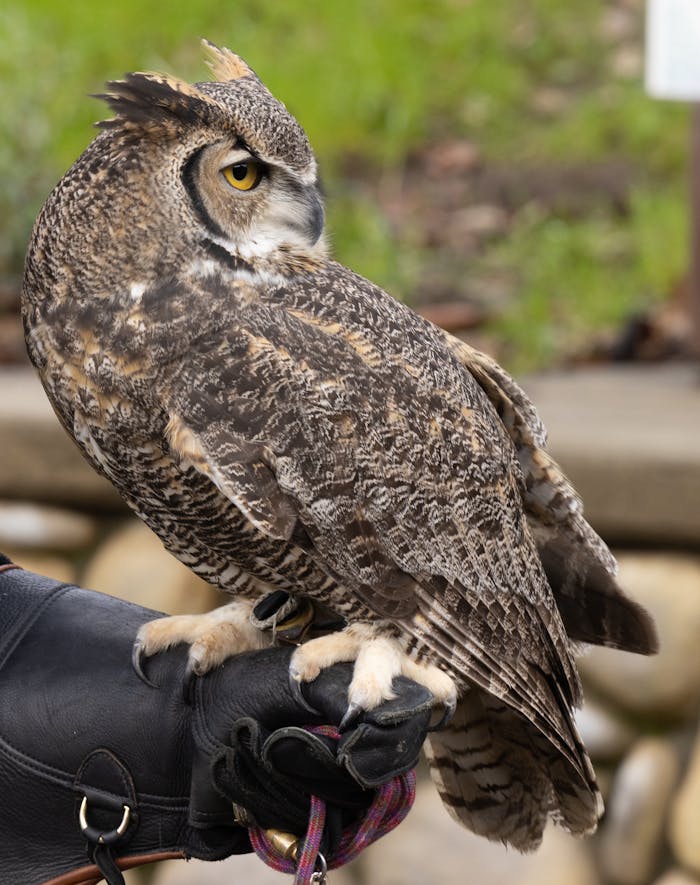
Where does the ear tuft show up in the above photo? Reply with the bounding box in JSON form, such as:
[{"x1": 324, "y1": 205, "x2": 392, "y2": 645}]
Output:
[
  {"x1": 94, "y1": 72, "x2": 221, "y2": 137},
  {"x1": 202, "y1": 39, "x2": 254, "y2": 83}
]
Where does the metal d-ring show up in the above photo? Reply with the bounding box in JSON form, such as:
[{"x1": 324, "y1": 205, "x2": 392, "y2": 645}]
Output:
[
  {"x1": 310, "y1": 851, "x2": 328, "y2": 884},
  {"x1": 79, "y1": 795, "x2": 131, "y2": 845}
]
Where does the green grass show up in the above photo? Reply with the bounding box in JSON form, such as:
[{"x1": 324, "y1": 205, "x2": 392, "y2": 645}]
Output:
[
  {"x1": 483, "y1": 184, "x2": 688, "y2": 372},
  {"x1": 0, "y1": 0, "x2": 690, "y2": 370}
]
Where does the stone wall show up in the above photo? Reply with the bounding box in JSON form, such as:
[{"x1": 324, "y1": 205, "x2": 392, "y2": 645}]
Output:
[{"x1": 1, "y1": 364, "x2": 699, "y2": 885}]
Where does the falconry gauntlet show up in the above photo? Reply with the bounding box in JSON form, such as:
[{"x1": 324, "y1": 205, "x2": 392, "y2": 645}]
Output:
[{"x1": 0, "y1": 557, "x2": 432, "y2": 885}]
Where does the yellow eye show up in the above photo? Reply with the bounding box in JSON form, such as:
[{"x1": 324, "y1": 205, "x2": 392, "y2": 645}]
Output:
[{"x1": 222, "y1": 161, "x2": 263, "y2": 191}]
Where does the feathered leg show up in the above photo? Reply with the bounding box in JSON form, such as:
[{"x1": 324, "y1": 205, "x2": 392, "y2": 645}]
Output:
[
  {"x1": 289, "y1": 622, "x2": 457, "y2": 724},
  {"x1": 132, "y1": 601, "x2": 270, "y2": 685}
]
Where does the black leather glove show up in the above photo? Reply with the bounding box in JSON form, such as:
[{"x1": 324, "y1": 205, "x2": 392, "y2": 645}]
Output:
[
  {"x1": 0, "y1": 556, "x2": 432, "y2": 885},
  {"x1": 198, "y1": 658, "x2": 433, "y2": 855}
]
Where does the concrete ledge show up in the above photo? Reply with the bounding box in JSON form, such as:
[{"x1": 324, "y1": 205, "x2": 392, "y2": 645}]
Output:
[
  {"x1": 523, "y1": 364, "x2": 700, "y2": 546},
  {"x1": 0, "y1": 368, "x2": 125, "y2": 511}
]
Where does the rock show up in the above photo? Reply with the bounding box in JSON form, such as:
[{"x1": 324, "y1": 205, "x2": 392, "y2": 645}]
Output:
[
  {"x1": 440, "y1": 205, "x2": 509, "y2": 251},
  {"x1": 593, "y1": 765, "x2": 615, "y2": 806},
  {"x1": 575, "y1": 698, "x2": 636, "y2": 762},
  {"x1": 0, "y1": 367, "x2": 126, "y2": 510},
  {"x1": 151, "y1": 854, "x2": 356, "y2": 885},
  {"x1": 82, "y1": 519, "x2": 220, "y2": 615},
  {"x1": 2, "y1": 549, "x2": 76, "y2": 584},
  {"x1": 522, "y1": 365, "x2": 700, "y2": 546},
  {"x1": 599, "y1": 738, "x2": 680, "y2": 885},
  {"x1": 357, "y1": 780, "x2": 598, "y2": 885},
  {"x1": 599, "y1": 6, "x2": 638, "y2": 42},
  {"x1": 531, "y1": 87, "x2": 570, "y2": 116},
  {"x1": 578, "y1": 553, "x2": 700, "y2": 720},
  {"x1": 653, "y1": 871, "x2": 700, "y2": 885},
  {"x1": 0, "y1": 500, "x2": 97, "y2": 551},
  {"x1": 669, "y1": 725, "x2": 700, "y2": 874}
]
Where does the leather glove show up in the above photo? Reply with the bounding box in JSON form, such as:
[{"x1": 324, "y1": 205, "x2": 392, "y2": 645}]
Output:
[
  {"x1": 0, "y1": 556, "x2": 432, "y2": 885},
  {"x1": 198, "y1": 658, "x2": 433, "y2": 855}
]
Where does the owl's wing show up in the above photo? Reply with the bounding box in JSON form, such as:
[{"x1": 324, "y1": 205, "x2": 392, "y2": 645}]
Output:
[
  {"x1": 440, "y1": 331, "x2": 657, "y2": 655},
  {"x1": 159, "y1": 280, "x2": 592, "y2": 782},
  {"x1": 157, "y1": 274, "x2": 609, "y2": 843}
]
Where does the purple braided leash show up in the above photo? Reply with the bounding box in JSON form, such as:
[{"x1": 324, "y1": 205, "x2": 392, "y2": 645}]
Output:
[{"x1": 249, "y1": 725, "x2": 417, "y2": 884}]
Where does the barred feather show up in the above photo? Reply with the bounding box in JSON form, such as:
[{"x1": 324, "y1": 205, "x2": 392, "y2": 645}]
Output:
[{"x1": 425, "y1": 690, "x2": 602, "y2": 851}]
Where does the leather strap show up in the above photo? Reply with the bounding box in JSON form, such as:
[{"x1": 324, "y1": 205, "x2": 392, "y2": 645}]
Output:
[
  {"x1": 40, "y1": 851, "x2": 186, "y2": 885},
  {"x1": 74, "y1": 747, "x2": 139, "y2": 883},
  {"x1": 75, "y1": 748, "x2": 138, "y2": 860},
  {"x1": 90, "y1": 846, "x2": 125, "y2": 885}
]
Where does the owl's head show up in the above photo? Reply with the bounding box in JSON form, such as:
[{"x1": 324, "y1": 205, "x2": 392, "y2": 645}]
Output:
[{"x1": 37, "y1": 42, "x2": 326, "y2": 289}]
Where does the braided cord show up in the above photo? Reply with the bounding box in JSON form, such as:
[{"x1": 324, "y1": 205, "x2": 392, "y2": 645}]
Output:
[{"x1": 249, "y1": 726, "x2": 417, "y2": 884}]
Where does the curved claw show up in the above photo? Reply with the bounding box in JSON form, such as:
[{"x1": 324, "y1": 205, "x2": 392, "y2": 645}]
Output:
[
  {"x1": 131, "y1": 637, "x2": 158, "y2": 689},
  {"x1": 182, "y1": 656, "x2": 199, "y2": 706},
  {"x1": 338, "y1": 702, "x2": 363, "y2": 733},
  {"x1": 427, "y1": 696, "x2": 457, "y2": 732},
  {"x1": 288, "y1": 665, "x2": 323, "y2": 716}
]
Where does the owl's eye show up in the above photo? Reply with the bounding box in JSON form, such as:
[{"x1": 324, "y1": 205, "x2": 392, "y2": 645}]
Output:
[{"x1": 222, "y1": 161, "x2": 263, "y2": 192}]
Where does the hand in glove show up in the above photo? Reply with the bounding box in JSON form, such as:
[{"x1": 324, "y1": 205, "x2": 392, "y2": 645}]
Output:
[
  {"x1": 196, "y1": 652, "x2": 433, "y2": 857},
  {"x1": 0, "y1": 557, "x2": 433, "y2": 885}
]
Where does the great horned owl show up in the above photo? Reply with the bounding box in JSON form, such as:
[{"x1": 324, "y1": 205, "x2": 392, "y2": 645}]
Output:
[{"x1": 22, "y1": 42, "x2": 656, "y2": 851}]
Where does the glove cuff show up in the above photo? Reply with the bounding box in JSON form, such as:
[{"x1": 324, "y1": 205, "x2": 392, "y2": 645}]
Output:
[{"x1": 0, "y1": 565, "x2": 247, "y2": 885}]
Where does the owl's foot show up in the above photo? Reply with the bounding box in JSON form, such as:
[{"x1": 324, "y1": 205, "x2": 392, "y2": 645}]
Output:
[
  {"x1": 132, "y1": 600, "x2": 269, "y2": 688},
  {"x1": 289, "y1": 622, "x2": 457, "y2": 730}
]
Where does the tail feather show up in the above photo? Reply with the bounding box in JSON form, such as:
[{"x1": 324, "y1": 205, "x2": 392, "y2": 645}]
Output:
[
  {"x1": 407, "y1": 577, "x2": 587, "y2": 777},
  {"x1": 530, "y1": 520, "x2": 658, "y2": 655},
  {"x1": 425, "y1": 689, "x2": 602, "y2": 852}
]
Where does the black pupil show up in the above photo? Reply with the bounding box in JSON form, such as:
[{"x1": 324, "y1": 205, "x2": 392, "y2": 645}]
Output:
[{"x1": 232, "y1": 164, "x2": 249, "y2": 181}]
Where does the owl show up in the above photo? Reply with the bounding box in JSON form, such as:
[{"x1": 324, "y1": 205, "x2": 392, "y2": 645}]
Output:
[{"x1": 22, "y1": 42, "x2": 656, "y2": 851}]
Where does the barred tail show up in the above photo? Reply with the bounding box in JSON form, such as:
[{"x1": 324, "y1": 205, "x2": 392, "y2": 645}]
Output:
[{"x1": 424, "y1": 688, "x2": 603, "y2": 852}]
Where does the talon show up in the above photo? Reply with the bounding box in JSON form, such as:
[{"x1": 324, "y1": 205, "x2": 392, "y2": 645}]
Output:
[
  {"x1": 338, "y1": 702, "x2": 363, "y2": 732},
  {"x1": 132, "y1": 636, "x2": 158, "y2": 688},
  {"x1": 288, "y1": 665, "x2": 322, "y2": 716},
  {"x1": 182, "y1": 656, "x2": 198, "y2": 705},
  {"x1": 428, "y1": 696, "x2": 457, "y2": 732}
]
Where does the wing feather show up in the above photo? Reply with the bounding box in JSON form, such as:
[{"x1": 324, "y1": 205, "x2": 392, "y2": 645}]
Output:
[
  {"x1": 160, "y1": 269, "x2": 592, "y2": 773},
  {"x1": 165, "y1": 411, "x2": 297, "y2": 540},
  {"x1": 440, "y1": 329, "x2": 657, "y2": 655}
]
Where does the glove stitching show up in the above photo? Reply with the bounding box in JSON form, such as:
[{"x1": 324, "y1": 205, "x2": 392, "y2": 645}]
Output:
[
  {"x1": 0, "y1": 735, "x2": 192, "y2": 810},
  {"x1": 0, "y1": 730, "x2": 77, "y2": 786},
  {"x1": 77, "y1": 751, "x2": 134, "y2": 803}
]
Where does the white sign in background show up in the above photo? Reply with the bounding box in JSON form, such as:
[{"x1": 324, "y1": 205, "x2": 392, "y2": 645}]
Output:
[{"x1": 646, "y1": 0, "x2": 700, "y2": 101}]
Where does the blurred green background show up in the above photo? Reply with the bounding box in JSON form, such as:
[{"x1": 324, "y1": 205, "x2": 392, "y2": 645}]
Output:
[{"x1": 0, "y1": 0, "x2": 690, "y2": 370}]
